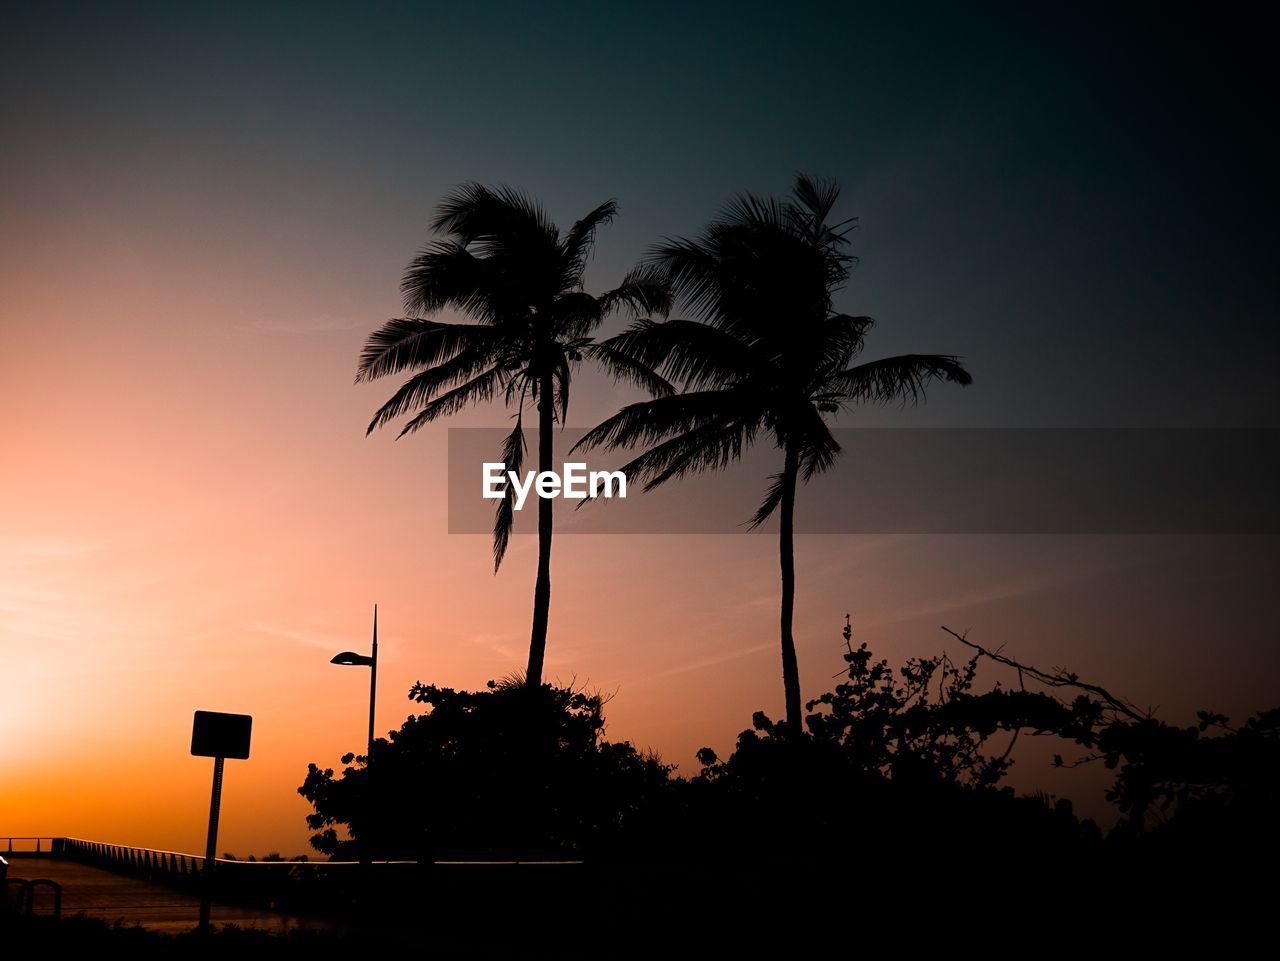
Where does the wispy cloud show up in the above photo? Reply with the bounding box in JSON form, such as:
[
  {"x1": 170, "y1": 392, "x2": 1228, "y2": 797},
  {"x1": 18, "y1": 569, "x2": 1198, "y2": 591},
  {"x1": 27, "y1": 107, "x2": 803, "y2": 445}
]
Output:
[
  {"x1": 856, "y1": 550, "x2": 1162, "y2": 635},
  {"x1": 0, "y1": 535, "x2": 103, "y2": 567},
  {"x1": 250, "y1": 621, "x2": 355, "y2": 651},
  {"x1": 635, "y1": 640, "x2": 776, "y2": 685},
  {"x1": 465, "y1": 630, "x2": 522, "y2": 661}
]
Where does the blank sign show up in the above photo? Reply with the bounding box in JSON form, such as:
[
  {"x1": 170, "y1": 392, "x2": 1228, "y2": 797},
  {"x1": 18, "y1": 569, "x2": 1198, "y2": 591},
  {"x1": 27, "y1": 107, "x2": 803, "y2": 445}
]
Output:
[{"x1": 191, "y1": 710, "x2": 252, "y2": 759}]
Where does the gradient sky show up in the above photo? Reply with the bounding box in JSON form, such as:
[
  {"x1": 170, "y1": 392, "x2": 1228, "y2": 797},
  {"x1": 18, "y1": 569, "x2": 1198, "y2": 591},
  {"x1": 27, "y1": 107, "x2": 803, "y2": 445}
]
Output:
[{"x1": 2, "y1": 2, "x2": 1277, "y2": 854}]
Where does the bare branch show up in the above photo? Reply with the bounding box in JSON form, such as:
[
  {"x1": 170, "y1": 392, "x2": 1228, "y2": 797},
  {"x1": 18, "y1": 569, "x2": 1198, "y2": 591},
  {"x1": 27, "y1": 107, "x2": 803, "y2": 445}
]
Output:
[{"x1": 940, "y1": 626, "x2": 1150, "y2": 724}]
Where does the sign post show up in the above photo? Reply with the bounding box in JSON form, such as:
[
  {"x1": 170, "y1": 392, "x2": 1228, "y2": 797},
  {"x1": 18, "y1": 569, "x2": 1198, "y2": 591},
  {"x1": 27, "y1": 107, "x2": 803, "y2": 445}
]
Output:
[{"x1": 191, "y1": 710, "x2": 252, "y2": 932}]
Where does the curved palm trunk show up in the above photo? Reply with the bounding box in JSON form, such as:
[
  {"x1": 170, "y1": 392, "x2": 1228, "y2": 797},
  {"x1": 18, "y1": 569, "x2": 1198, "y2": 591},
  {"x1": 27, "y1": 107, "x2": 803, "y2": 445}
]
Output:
[
  {"x1": 778, "y1": 443, "x2": 802, "y2": 733},
  {"x1": 525, "y1": 373, "x2": 555, "y2": 687}
]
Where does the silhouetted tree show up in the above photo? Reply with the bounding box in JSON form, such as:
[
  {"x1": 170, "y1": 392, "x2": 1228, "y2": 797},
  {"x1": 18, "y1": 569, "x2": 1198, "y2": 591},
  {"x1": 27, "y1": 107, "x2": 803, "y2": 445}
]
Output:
[
  {"x1": 606, "y1": 617, "x2": 1097, "y2": 864},
  {"x1": 220, "y1": 852, "x2": 308, "y2": 862},
  {"x1": 357, "y1": 185, "x2": 669, "y2": 685},
  {"x1": 940, "y1": 626, "x2": 1280, "y2": 847},
  {"x1": 299, "y1": 677, "x2": 670, "y2": 860},
  {"x1": 576, "y1": 175, "x2": 971, "y2": 730},
  {"x1": 299, "y1": 617, "x2": 1279, "y2": 884}
]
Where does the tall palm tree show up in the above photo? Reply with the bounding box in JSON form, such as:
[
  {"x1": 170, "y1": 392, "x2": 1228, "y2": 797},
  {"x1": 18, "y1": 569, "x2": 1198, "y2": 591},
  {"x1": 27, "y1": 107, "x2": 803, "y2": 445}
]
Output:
[
  {"x1": 575, "y1": 175, "x2": 972, "y2": 732},
  {"x1": 357, "y1": 184, "x2": 669, "y2": 687}
]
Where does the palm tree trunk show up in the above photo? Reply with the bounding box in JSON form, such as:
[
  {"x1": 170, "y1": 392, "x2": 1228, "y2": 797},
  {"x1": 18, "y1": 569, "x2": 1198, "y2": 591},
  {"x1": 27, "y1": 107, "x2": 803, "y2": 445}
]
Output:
[
  {"x1": 525, "y1": 372, "x2": 555, "y2": 687},
  {"x1": 778, "y1": 442, "x2": 802, "y2": 733}
]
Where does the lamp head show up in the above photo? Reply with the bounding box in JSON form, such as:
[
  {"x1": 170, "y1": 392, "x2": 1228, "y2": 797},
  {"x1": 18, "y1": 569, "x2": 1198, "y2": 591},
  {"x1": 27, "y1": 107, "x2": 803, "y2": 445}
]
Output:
[{"x1": 330, "y1": 651, "x2": 374, "y2": 667}]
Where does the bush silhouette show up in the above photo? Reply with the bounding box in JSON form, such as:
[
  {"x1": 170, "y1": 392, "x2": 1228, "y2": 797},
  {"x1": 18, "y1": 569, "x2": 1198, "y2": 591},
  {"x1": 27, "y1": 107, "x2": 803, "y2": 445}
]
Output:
[
  {"x1": 605, "y1": 622, "x2": 1100, "y2": 861},
  {"x1": 299, "y1": 677, "x2": 669, "y2": 860},
  {"x1": 301, "y1": 620, "x2": 1279, "y2": 863}
]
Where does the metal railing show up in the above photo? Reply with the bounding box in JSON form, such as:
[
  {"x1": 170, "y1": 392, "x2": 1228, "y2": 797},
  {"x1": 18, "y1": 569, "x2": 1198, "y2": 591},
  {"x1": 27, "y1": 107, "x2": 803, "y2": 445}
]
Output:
[
  {"x1": 4, "y1": 835, "x2": 580, "y2": 876},
  {"x1": 52, "y1": 837, "x2": 423, "y2": 917},
  {"x1": 1, "y1": 836, "x2": 590, "y2": 926},
  {"x1": 2, "y1": 837, "x2": 63, "y2": 856},
  {"x1": 63, "y1": 838, "x2": 208, "y2": 880},
  {"x1": 60, "y1": 837, "x2": 417, "y2": 875}
]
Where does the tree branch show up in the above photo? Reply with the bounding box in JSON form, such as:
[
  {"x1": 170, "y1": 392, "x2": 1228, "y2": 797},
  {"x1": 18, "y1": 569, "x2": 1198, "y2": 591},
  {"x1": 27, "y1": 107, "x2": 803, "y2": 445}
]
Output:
[{"x1": 940, "y1": 626, "x2": 1150, "y2": 724}]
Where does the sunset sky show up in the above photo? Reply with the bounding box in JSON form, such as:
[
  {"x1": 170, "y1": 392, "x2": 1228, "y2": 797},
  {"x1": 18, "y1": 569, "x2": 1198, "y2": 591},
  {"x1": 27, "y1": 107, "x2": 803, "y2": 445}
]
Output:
[{"x1": 3, "y1": 2, "x2": 1277, "y2": 855}]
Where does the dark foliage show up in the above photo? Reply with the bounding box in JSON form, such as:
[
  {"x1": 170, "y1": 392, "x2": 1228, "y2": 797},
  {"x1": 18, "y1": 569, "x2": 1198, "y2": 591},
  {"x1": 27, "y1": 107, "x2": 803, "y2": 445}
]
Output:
[
  {"x1": 928, "y1": 626, "x2": 1280, "y2": 847},
  {"x1": 298, "y1": 678, "x2": 670, "y2": 860},
  {"x1": 356, "y1": 184, "x2": 668, "y2": 572},
  {"x1": 613, "y1": 620, "x2": 1100, "y2": 861},
  {"x1": 301, "y1": 620, "x2": 1279, "y2": 863},
  {"x1": 219, "y1": 852, "x2": 309, "y2": 862}
]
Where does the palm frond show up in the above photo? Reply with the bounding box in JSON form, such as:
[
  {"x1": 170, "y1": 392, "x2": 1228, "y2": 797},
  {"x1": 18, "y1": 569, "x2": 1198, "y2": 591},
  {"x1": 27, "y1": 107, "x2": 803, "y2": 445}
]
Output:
[
  {"x1": 747, "y1": 472, "x2": 786, "y2": 529},
  {"x1": 822, "y1": 313, "x2": 875, "y2": 359},
  {"x1": 604, "y1": 318, "x2": 759, "y2": 390},
  {"x1": 423, "y1": 185, "x2": 564, "y2": 319},
  {"x1": 789, "y1": 173, "x2": 841, "y2": 231},
  {"x1": 832, "y1": 354, "x2": 973, "y2": 406},
  {"x1": 616, "y1": 418, "x2": 757, "y2": 490},
  {"x1": 561, "y1": 199, "x2": 619, "y2": 276},
  {"x1": 553, "y1": 291, "x2": 605, "y2": 339},
  {"x1": 356, "y1": 317, "x2": 497, "y2": 383},
  {"x1": 492, "y1": 415, "x2": 526, "y2": 570},
  {"x1": 490, "y1": 670, "x2": 528, "y2": 691},
  {"x1": 582, "y1": 342, "x2": 674, "y2": 398},
  {"x1": 648, "y1": 238, "x2": 729, "y2": 324},
  {"x1": 572, "y1": 389, "x2": 751, "y2": 453},
  {"x1": 599, "y1": 264, "x2": 672, "y2": 318},
  {"x1": 717, "y1": 191, "x2": 788, "y2": 232},
  {"x1": 395, "y1": 365, "x2": 505, "y2": 438},
  {"x1": 366, "y1": 348, "x2": 496, "y2": 435},
  {"x1": 400, "y1": 240, "x2": 497, "y2": 318},
  {"x1": 430, "y1": 183, "x2": 556, "y2": 247},
  {"x1": 797, "y1": 412, "x2": 841, "y2": 481}
]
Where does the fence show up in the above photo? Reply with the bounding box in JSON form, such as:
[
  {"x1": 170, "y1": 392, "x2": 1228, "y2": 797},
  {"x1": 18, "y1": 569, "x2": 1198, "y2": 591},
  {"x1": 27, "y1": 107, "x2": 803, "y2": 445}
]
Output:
[
  {"x1": 2, "y1": 837, "x2": 63, "y2": 856},
  {"x1": 1, "y1": 835, "x2": 587, "y2": 927}
]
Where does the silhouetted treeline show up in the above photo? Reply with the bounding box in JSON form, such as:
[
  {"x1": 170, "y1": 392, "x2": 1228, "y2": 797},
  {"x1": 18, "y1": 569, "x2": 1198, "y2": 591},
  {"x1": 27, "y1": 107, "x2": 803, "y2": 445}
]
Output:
[
  {"x1": 300, "y1": 620, "x2": 1279, "y2": 863},
  {"x1": 220, "y1": 853, "x2": 309, "y2": 863},
  {"x1": 299, "y1": 677, "x2": 669, "y2": 861}
]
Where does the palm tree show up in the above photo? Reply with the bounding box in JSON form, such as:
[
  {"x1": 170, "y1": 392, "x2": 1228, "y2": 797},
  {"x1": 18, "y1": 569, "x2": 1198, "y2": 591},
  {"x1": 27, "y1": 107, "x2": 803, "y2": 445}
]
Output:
[
  {"x1": 575, "y1": 175, "x2": 972, "y2": 733},
  {"x1": 357, "y1": 184, "x2": 669, "y2": 687}
]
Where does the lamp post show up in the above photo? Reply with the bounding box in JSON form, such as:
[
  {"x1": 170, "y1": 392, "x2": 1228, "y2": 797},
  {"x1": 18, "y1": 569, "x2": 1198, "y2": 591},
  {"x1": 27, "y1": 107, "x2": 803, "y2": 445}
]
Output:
[{"x1": 331, "y1": 604, "x2": 378, "y2": 861}]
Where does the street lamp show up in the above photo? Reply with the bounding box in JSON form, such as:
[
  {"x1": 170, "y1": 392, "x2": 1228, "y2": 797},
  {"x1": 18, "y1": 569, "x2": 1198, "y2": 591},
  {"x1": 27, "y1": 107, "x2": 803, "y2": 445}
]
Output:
[
  {"x1": 331, "y1": 604, "x2": 379, "y2": 765},
  {"x1": 331, "y1": 605, "x2": 379, "y2": 865}
]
